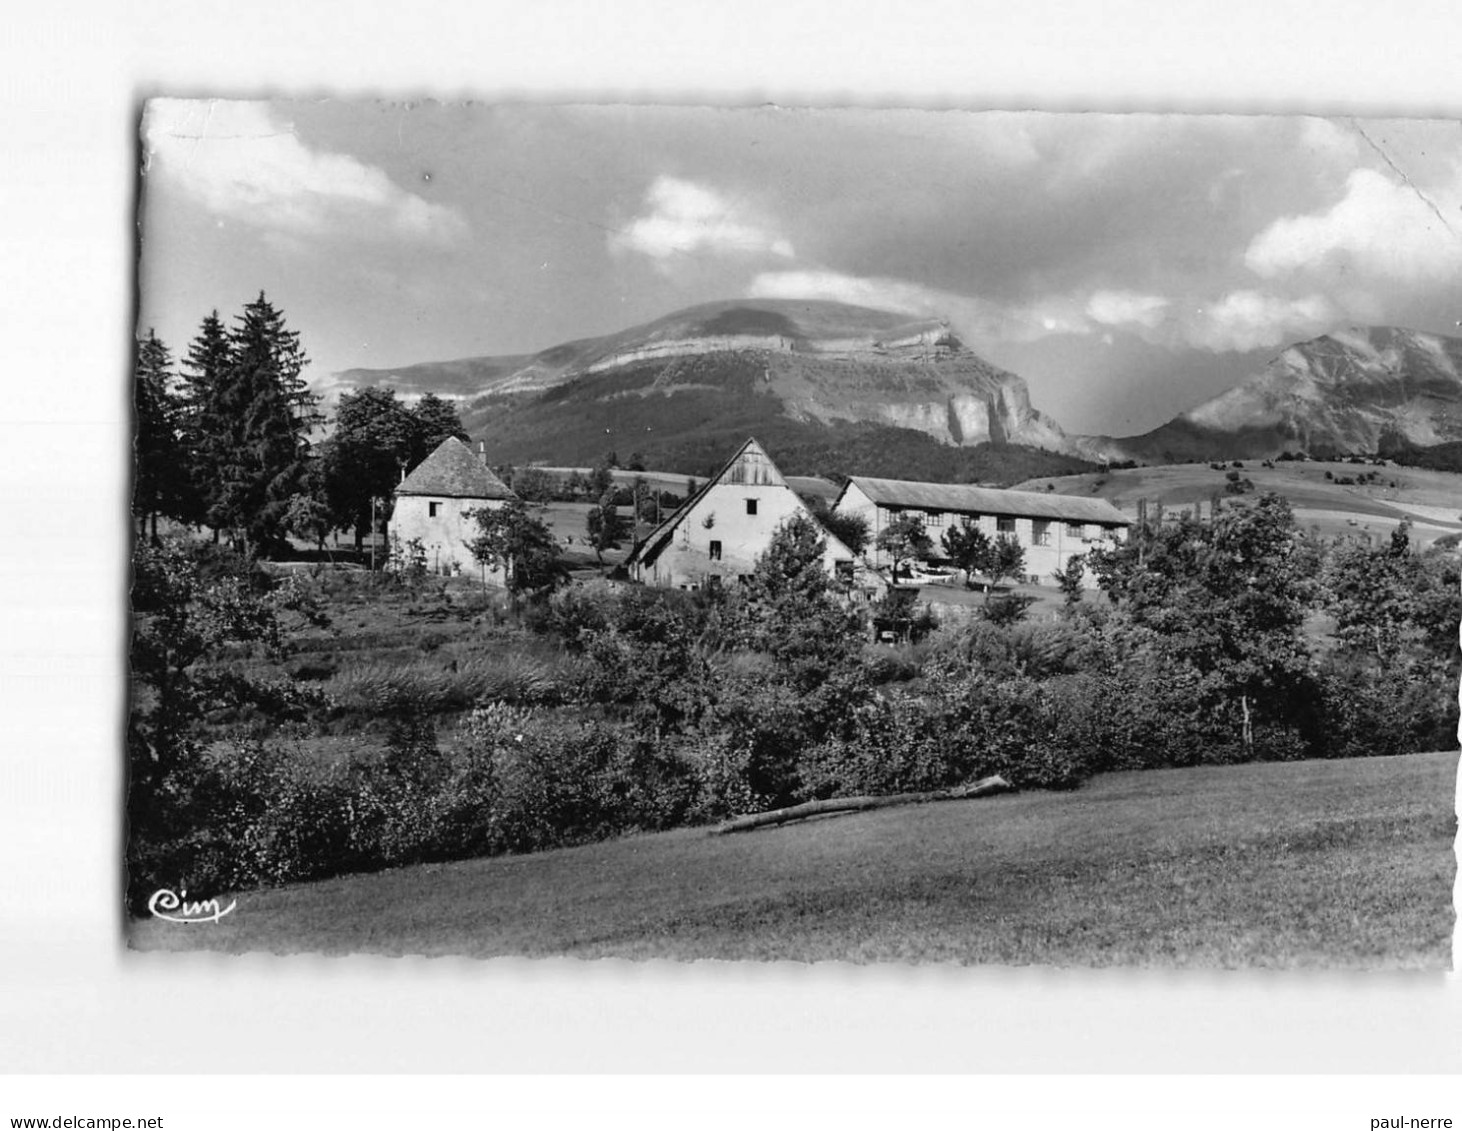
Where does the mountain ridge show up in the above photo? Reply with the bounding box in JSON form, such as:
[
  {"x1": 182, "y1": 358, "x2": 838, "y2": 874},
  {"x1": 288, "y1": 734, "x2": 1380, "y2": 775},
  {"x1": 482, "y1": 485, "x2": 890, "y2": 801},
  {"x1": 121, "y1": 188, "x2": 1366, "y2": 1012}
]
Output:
[
  {"x1": 1099, "y1": 325, "x2": 1462, "y2": 462},
  {"x1": 327, "y1": 298, "x2": 1077, "y2": 465},
  {"x1": 322, "y1": 300, "x2": 1462, "y2": 470}
]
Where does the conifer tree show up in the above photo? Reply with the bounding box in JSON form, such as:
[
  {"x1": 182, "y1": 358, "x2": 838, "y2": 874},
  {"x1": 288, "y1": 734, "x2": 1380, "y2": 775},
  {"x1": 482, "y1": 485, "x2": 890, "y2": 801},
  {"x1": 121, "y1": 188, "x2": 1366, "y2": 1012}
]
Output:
[
  {"x1": 204, "y1": 293, "x2": 321, "y2": 556},
  {"x1": 132, "y1": 329, "x2": 189, "y2": 541},
  {"x1": 178, "y1": 311, "x2": 234, "y2": 532}
]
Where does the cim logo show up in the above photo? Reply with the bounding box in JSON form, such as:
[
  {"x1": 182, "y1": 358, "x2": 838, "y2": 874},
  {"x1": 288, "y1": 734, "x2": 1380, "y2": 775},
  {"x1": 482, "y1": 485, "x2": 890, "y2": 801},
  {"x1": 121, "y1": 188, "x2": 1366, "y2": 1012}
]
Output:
[{"x1": 147, "y1": 888, "x2": 237, "y2": 925}]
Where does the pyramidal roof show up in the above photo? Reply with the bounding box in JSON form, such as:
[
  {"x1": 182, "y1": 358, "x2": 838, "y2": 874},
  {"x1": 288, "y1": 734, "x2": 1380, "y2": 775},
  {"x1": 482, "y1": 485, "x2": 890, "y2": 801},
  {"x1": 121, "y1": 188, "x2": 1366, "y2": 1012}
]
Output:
[{"x1": 396, "y1": 437, "x2": 516, "y2": 500}]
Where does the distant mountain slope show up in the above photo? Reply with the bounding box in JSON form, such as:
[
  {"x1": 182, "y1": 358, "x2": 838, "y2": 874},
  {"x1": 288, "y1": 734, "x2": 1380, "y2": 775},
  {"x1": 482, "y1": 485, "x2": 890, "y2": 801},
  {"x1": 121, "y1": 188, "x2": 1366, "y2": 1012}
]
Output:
[
  {"x1": 326, "y1": 301, "x2": 1462, "y2": 471},
  {"x1": 1103, "y1": 327, "x2": 1462, "y2": 462},
  {"x1": 328, "y1": 298, "x2": 1083, "y2": 477}
]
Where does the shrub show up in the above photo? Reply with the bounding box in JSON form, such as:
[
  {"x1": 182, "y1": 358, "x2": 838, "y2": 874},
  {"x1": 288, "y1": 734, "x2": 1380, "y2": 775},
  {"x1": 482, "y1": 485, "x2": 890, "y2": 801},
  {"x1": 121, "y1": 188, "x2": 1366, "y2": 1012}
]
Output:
[
  {"x1": 936, "y1": 618, "x2": 1086, "y2": 679},
  {"x1": 870, "y1": 587, "x2": 938, "y2": 643},
  {"x1": 860, "y1": 641, "x2": 927, "y2": 684},
  {"x1": 473, "y1": 714, "x2": 695, "y2": 854},
  {"x1": 1312, "y1": 659, "x2": 1459, "y2": 761},
  {"x1": 678, "y1": 730, "x2": 757, "y2": 823},
  {"x1": 980, "y1": 591, "x2": 1036, "y2": 625},
  {"x1": 798, "y1": 668, "x2": 1101, "y2": 799},
  {"x1": 534, "y1": 581, "x2": 619, "y2": 650}
]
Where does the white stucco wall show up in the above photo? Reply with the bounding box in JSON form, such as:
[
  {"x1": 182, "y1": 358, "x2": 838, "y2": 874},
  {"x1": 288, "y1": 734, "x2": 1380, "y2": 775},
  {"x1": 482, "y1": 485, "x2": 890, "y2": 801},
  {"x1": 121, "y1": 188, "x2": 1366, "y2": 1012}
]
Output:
[
  {"x1": 837, "y1": 482, "x2": 1124, "y2": 587},
  {"x1": 390, "y1": 495, "x2": 509, "y2": 581},
  {"x1": 638, "y1": 481, "x2": 855, "y2": 589}
]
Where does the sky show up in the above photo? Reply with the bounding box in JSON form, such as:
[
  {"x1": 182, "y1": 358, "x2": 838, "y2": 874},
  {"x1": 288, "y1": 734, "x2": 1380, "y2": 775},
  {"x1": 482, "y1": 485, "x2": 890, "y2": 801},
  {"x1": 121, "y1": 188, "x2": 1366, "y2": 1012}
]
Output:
[{"x1": 139, "y1": 102, "x2": 1462, "y2": 437}]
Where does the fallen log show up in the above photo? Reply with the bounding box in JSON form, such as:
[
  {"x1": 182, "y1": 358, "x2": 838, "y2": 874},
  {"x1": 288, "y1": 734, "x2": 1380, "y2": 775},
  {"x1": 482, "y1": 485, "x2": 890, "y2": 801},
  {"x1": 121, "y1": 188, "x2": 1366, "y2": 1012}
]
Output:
[{"x1": 711, "y1": 774, "x2": 1013, "y2": 835}]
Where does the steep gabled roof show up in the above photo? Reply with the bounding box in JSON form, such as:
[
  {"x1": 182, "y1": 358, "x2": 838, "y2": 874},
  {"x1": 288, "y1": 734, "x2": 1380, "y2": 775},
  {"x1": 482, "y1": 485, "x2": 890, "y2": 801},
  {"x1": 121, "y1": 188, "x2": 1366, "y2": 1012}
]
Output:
[
  {"x1": 626, "y1": 437, "x2": 853, "y2": 570},
  {"x1": 839, "y1": 476, "x2": 1132, "y2": 526},
  {"x1": 396, "y1": 437, "x2": 517, "y2": 500}
]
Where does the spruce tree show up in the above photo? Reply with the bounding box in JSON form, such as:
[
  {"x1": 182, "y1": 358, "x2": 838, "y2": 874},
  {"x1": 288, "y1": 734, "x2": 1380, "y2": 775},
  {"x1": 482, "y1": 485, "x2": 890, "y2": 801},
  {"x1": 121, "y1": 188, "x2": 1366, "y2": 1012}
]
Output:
[
  {"x1": 207, "y1": 293, "x2": 320, "y2": 556},
  {"x1": 178, "y1": 311, "x2": 234, "y2": 533},
  {"x1": 132, "y1": 329, "x2": 189, "y2": 541}
]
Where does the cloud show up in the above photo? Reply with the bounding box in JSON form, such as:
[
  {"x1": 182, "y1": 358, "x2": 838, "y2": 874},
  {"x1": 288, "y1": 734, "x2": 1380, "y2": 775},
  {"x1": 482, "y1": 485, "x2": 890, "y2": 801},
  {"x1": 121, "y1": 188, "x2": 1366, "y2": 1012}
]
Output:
[
  {"x1": 611, "y1": 176, "x2": 794, "y2": 266},
  {"x1": 746, "y1": 268, "x2": 1090, "y2": 342},
  {"x1": 143, "y1": 100, "x2": 467, "y2": 245},
  {"x1": 749, "y1": 269, "x2": 1342, "y2": 357},
  {"x1": 1244, "y1": 166, "x2": 1462, "y2": 283},
  {"x1": 747, "y1": 269, "x2": 949, "y2": 317},
  {"x1": 1085, "y1": 289, "x2": 1170, "y2": 329},
  {"x1": 1182, "y1": 290, "x2": 1337, "y2": 353}
]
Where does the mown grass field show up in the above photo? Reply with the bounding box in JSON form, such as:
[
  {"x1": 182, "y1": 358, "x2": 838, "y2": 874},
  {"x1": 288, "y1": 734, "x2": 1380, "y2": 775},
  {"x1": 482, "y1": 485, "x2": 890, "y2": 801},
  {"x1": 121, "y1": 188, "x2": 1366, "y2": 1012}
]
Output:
[
  {"x1": 129, "y1": 749, "x2": 1457, "y2": 968},
  {"x1": 1015, "y1": 460, "x2": 1462, "y2": 548}
]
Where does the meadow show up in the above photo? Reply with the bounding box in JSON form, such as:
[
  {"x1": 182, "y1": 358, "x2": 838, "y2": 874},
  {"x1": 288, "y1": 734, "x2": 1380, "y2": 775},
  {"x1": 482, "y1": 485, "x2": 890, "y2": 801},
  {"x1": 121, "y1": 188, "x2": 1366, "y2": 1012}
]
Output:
[
  {"x1": 1017, "y1": 458, "x2": 1462, "y2": 549},
  {"x1": 128, "y1": 470, "x2": 1460, "y2": 964},
  {"x1": 129, "y1": 748, "x2": 1457, "y2": 967}
]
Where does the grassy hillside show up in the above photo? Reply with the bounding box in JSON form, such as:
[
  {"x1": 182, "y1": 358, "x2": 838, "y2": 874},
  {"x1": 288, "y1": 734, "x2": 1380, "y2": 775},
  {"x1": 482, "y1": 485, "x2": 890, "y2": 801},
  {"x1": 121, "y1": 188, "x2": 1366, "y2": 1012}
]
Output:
[
  {"x1": 128, "y1": 750, "x2": 1457, "y2": 967},
  {"x1": 1015, "y1": 460, "x2": 1462, "y2": 548}
]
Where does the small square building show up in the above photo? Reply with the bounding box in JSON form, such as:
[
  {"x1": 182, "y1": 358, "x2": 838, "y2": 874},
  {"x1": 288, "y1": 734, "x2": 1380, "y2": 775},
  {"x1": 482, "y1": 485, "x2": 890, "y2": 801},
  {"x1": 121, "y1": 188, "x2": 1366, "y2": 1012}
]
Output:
[{"x1": 391, "y1": 437, "x2": 517, "y2": 579}]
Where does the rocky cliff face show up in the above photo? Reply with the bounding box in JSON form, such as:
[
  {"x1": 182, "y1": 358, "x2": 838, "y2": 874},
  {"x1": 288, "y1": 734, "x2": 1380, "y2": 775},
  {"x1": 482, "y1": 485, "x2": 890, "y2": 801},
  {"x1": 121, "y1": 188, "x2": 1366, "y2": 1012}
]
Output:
[
  {"x1": 1100, "y1": 326, "x2": 1462, "y2": 462},
  {"x1": 329, "y1": 299, "x2": 1462, "y2": 466},
  {"x1": 331, "y1": 298, "x2": 1079, "y2": 454}
]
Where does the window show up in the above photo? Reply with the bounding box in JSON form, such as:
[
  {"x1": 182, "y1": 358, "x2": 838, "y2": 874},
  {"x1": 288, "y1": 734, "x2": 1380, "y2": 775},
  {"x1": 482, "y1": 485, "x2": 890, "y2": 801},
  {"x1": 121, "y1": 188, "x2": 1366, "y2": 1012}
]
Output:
[
  {"x1": 996, "y1": 516, "x2": 1016, "y2": 534},
  {"x1": 428, "y1": 501, "x2": 441, "y2": 518},
  {"x1": 706, "y1": 575, "x2": 723, "y2": 592},
  {"x1": 1033, "y1": 520, "x2": 1051, "y2": 547},
  {"x1": 834, "y1": 560, "x2": 854, "y2": 585},
  {"x1": 709, "y1": 540, "x2": 722, "y2": 561},
  {"x1": 745, "y1": 498, "x2": 758, "y2": 515},
  {"x1": 1066, "y1": 521, "x2": 1084, "y2": 538},
  {"x1": 925, "y1": 511, "x2": 943, "y2": 527}
]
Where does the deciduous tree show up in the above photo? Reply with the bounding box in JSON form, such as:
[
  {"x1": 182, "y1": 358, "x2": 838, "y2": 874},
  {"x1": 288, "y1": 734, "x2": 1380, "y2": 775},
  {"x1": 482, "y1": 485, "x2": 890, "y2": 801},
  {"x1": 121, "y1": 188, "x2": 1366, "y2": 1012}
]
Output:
[
  {"x1": 1088, "y1": 494, "x2": 1316, "y2": 755},
  {"x1": 738, "y1": 513, "x2": 865, "y2": 690},
  {"x1": 467, "y1": 500, "x2": 568, "y2": 600},
  {"x1": 941, "y1": 518, "x2": 991, "y2": 588},
  {"x1": 808, "y1": 498, "x2": 869, "y2": 556},
  {"x1": 985, "y1": 533, "x2": 1028, "y2": 591},
  {"x1": 876, "y1": 512, "x2": 933, "y2": 579},
  {"x1": 585, "y1": 492, "x2": 630, "y2": 565}
]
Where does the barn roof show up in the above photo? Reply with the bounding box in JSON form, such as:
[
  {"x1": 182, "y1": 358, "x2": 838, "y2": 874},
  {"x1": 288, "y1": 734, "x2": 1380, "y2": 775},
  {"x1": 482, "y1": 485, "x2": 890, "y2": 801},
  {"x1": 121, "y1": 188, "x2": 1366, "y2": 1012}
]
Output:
[
  {"x1": 396, "y1": 437, "x2": 516, "y2": 500},
  {"x1": 784, "y1": 475, "x2": 841, "y2": 502},
  {"x1": 840, "y1": 476, "x2": 1132, "y2": 525}
]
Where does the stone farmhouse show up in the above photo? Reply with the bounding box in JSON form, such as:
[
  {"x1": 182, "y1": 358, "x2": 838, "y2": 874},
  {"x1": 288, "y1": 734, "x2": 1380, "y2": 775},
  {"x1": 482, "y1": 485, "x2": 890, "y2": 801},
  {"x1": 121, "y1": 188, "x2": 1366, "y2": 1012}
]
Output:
[
  {"x1": 391, "y1": 437, "x2": 517, "y2": 579},
  {"x1": 833, "y1": 476, "x2": 1132, "y2": 585},
  {"x1": 626, "y1": 438, "x2": 865, "y2": 592}
]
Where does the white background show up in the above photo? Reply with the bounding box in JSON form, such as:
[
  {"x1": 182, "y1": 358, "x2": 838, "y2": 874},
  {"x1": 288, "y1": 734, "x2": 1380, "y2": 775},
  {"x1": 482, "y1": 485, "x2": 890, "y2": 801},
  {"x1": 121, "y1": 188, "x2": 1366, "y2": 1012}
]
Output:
[{"x1": 2, "y1": 0, "x2": 1458, "y2": 1119}]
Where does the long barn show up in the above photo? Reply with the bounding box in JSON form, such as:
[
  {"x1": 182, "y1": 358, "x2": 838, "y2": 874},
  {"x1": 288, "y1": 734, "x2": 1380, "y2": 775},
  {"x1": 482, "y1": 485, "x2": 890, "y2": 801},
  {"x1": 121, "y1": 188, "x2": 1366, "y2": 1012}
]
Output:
[{"x1": 833, "y1": 476, "x2": 1131, "y2": 585}]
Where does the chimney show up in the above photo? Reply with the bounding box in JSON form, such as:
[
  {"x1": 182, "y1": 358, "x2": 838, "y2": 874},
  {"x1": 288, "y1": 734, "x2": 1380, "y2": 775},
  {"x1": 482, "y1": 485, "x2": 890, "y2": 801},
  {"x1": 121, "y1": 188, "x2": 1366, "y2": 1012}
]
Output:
[{"x1": 478, "y1": 440, "x2": 487, "y2": 467}]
